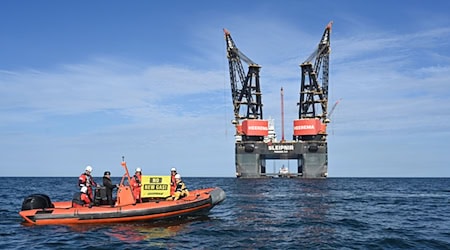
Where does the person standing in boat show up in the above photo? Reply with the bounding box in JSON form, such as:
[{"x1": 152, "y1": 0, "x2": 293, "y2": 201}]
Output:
[
  {"x1": 130, "y1": 167, "x2": 142, "y2": 202},
  {"x1": 78, "y1": 165, "x2": 98, "y2": 201},
  {"x1": 72, "y1": 186, "x2": 93, "y2": 208},
  {"x1": 102, "y1": 171, "x2": 119, "y2": 207},
  {"x1": 170, "y1": 167, "x2": 177, "y2": 196},
  {"x1": 167, "y1": 174, "x2": 189, "y2": 201}
]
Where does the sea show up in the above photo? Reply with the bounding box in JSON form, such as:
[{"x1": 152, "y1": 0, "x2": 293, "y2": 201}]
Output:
[{"x1": 1, "y1": 177, "x2": 449, "y2": 249}]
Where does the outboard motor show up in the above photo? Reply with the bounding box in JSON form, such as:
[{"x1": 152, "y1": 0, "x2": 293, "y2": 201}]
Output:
[{"x1": 21, "y1": 194, "x2": 54, "y2": 211}]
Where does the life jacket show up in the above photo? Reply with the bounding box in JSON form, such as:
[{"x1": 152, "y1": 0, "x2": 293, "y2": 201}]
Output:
[
  {"x1": 72, "y1": 191, "x2": 93, "y2": 207},
  {"x1": 134, "y1": 174, "x2": 141, "y2": 184},
  {"x1": 175, "y1": 181, "x2": 187, "y2": 192},
  {"x1": 130, "y1": 174, "x2": 142, "y2": 201},
  {"x1": 79, "y1": 173, "x2": 96, "y2": 187},
  {"x1": 130, "y1": 174, "x2": 141, "y2": 189},
  {"x1": 170, "y1": 174, "x2": 177, "y2": 194}
]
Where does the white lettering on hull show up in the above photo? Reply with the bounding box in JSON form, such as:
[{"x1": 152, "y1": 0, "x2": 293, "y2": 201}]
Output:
[
  {"x1": 268, "y1": 144, "x2": 294, "y2": 153},
  {"x1": 247, "y1": 126, "x2": 269, "y2": 131},
  {"x1": 294, "y1": 125, "x2": 315, "y2": 130}
]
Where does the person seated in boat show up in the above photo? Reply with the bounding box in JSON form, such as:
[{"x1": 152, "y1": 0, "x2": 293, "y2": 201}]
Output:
[
  {"x1": 130, "y1": 167, "x2": 142, "y2": 202},
  {"x1": 72, "y1": 186, "x2": 93, "y2": 208},
  {"x1": 170, "y1": 167, "x2": 178, "y2": 196},
  {"x1": 102, "y1": 171, "x2": 119, "y2": 207},
  {"x1": 78, "y1": 165, "x2": 99, "y2": 201},
  {"x1": 166, "y1": 174, "x2": 189, "y2": 201}
]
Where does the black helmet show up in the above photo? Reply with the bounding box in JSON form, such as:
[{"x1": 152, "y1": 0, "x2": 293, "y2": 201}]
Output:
[{"x1": 104, "y1": 171, "x2": 111, "y2": 176}]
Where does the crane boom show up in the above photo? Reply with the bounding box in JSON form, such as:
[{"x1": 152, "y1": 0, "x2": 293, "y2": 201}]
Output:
[
  {"x1": 224, "y1": 28, "x2": 264, "y2": 125},
  {"x1": 295, "y1": 21, "x2": 332, "y2": 141},
  {"x1": 299, "y1": 21, "x2": 332, "y2": 120},
  {"x1": 328, "y1": 98, "x2": 341, "y2": 118}
]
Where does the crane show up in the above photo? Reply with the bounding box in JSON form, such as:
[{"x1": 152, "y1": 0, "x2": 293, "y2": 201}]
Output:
[
  {"x1": 223, "y1": 23, "x2": 332, "y2": 179},
  {"x1": 224, "y1": 28, "x2": 267, "y2": 141},
  {"x1": 294, "y1": 21, "x2": 332, "y2": 141}
]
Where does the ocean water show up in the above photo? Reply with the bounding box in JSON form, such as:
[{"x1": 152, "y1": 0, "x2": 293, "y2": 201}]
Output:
[{"x1": 1, "y1": 177, "x2": 449, "y2": 249}]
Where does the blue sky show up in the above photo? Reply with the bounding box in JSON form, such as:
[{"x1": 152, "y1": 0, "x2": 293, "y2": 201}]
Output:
[{"x1": 1, "y1": 0, "x2": 449, "y2": 177}]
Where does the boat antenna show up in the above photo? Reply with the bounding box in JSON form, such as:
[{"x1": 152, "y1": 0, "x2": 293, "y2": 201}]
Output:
[
  {"x1": 120, "y1": 156, "x2": 133, "y2": 187},
  {"x1": 281, "y1": 87, "x2": 285, "y2": 142}
]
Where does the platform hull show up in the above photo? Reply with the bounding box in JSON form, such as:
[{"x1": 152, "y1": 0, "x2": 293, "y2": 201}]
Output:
[{"x1": 235, "y1": 141, "x2": 328, "y2": 178}]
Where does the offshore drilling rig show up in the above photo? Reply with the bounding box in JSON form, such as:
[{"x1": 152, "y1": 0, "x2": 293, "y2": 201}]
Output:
[{"x1": 224, "y1": 22, "x2": 333, "y2": 178}]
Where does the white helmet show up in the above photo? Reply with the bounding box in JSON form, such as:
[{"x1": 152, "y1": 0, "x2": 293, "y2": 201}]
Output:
[
  {"x1": 85, "y1": 165, "x2": 93, "y2": 172},
  {"x1": 80, "y1": 186, "x2": 88, "y2": 193},
  {"x1": 135, "y1": 167, "x2": 142, "y2": 172},
  {"x1": 175, "y1": 174, "x2": 181, "y2": 179},
  {"x1": 171, "y1": 167, "x2": 177, "y2": 172}
]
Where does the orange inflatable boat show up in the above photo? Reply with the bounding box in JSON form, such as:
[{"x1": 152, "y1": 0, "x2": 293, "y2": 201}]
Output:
[{"x1": 19, "y1": 160, "x2": 226, "y2": 225}]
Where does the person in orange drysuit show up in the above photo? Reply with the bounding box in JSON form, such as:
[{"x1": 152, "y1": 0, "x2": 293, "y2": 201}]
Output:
[
  {"x1": 166, "y1": 174, "x2": 189, "y2": 201},
  {"x1": 130, "y1": 167, "x2": 142, "y2": 202},
  {"x1": 72, "y1": 186, "x2": 93, "y2": 208},
  {"x1": 78, "y1": 165, "x2": 98, "y2": 201},
  {"x1": 170, "y1": 167, "x2": 177, "y2": 196}
]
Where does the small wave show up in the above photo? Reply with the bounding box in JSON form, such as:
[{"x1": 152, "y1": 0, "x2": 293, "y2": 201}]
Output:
[
  {"x1": 373, "y1": 237, "x2": 416, "y2": 249},
  {"x1": 336, "y1": 218, "x2": 369, "y2": 230}
]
